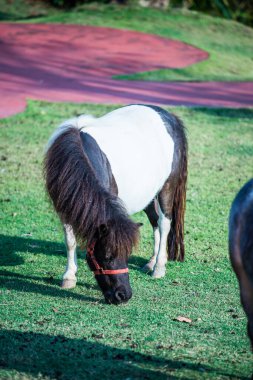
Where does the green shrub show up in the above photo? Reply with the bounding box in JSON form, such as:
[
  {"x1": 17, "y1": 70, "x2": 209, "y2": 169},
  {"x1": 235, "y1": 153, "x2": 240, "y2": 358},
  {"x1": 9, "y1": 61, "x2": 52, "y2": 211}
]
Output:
[
  {"x1": 48, "y1": 0, "x2": 112, "y2": 8},
  {"x1": 49, "y1": 0, "x2": 77, "y2": 7},
  {"x1": 171, "y1": 0, "x2": 253, "y2": 26}
]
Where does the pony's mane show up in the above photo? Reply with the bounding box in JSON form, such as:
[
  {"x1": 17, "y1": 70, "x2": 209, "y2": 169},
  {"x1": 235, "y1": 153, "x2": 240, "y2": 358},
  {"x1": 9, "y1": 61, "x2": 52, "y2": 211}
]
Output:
[{"x1": 44, "y1": 127, "x2": 139, "y2": 258}]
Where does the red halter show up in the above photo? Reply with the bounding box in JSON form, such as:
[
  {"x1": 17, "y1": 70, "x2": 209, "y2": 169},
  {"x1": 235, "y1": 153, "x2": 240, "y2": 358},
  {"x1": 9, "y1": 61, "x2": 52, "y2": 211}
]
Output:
[{"x1": 86, "y1": 242, "x2": 129, "y2": 275}]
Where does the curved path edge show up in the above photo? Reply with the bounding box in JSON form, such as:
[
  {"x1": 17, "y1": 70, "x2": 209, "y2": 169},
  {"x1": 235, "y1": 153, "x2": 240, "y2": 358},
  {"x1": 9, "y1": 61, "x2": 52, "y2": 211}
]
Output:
[
  {"x1": 0, "y1": 23, "x2": 252, "y2": 119},
  {"x1": 1, "y1": 81, "x2": 253, "y2": 119}
]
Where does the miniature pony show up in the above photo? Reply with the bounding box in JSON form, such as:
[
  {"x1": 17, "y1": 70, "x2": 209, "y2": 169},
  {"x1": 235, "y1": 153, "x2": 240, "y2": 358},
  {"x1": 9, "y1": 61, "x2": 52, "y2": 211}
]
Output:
[{"x1": 45, "y1": 105, "x2": 187, "y2": 304}]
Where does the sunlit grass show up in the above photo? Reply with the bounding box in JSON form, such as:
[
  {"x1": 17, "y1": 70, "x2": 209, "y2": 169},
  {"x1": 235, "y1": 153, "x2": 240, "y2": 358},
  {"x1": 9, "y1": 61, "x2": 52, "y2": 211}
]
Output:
[{"x1": 0, "y1": 101, "x2": 252, "y2": 379}]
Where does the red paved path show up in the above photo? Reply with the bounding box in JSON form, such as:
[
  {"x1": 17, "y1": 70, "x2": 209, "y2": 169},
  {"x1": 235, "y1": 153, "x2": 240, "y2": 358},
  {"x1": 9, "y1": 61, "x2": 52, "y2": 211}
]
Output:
[{"x1": 0, "y1": 23, "x2": 252, "y2": 118}]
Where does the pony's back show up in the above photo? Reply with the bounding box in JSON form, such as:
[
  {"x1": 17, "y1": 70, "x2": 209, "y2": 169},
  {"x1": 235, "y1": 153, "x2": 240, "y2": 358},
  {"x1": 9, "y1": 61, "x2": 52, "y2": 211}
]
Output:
[{"x1": 79, "y1": 105, "x2": 175, "y2": 215}]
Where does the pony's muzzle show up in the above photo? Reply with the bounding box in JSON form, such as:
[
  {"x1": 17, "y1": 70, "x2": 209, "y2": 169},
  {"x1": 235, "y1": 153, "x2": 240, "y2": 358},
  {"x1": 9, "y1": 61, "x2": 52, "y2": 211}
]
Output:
[{"x1": 104, "y1": 286, "x2": 132, "y2": 305}]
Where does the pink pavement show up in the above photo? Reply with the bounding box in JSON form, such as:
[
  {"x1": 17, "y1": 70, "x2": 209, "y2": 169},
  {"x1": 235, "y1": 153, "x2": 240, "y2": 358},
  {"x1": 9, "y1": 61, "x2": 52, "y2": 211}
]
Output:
[{"x1": 0, "y1": 22, "x2": 252, "y2": 118}]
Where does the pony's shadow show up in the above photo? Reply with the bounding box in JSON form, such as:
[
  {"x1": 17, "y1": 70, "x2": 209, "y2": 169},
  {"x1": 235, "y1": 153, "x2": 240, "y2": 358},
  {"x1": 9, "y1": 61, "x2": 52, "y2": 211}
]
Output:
[
  {"x1": 129, "y1": 254, "x2": 147, "y2": 270},
  {"x1": 193, "y1": 108, "x2": 253, "y2": 119},
  {"x1": 0, "y1": 233, "x2": 100, "y2": 302},
  {"x1": 0, "y1": 329, "x2": 247, "y2": 380},
  {"x1": 0, "y1": 269, "x2": 99, "y2": 303},
  {"x1": 0, "y1": 233, "x2": 67, "y2": 266}
]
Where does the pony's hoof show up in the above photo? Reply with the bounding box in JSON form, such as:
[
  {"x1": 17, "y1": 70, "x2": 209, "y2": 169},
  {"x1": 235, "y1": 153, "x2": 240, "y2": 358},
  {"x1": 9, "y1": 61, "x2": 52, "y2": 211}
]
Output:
[
  {"x1": 151, "y1": 266, "x2": 166, "y2": 279},
  {"x1": 61, "y1": 279, "x2": 76, "y2": 289},
  {"x1": 142, "y1": 262, "x2": 155, "y2": 273}
]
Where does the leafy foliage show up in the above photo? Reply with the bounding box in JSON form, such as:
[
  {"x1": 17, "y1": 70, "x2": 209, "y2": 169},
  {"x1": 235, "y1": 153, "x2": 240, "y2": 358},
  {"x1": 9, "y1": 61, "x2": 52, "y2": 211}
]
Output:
[
  {"x1": 48, "y1": 0, "x2": 75, "y2": 7},
  {"x1": 48, "y1": 0, "x2": 109, "y2": 8},
  {"x1": 171, "y1": 0, "x2": 253, "y2": 26}
]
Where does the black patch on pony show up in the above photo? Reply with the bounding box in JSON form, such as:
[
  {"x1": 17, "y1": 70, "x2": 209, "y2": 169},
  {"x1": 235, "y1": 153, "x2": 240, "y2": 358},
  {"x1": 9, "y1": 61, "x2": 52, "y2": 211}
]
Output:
[
  {"x1": 80, "y1": 132, "x2": 118, "y2": 194},
  {"x1": 142, "y1": 105, "x2": 188, "y2": 261}
]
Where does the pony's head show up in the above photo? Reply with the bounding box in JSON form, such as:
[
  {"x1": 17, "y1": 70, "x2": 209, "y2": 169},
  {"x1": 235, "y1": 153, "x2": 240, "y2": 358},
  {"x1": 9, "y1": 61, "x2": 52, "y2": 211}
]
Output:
[{"x1": 86, "y1": 220, "x2": 140, "y2": 305}]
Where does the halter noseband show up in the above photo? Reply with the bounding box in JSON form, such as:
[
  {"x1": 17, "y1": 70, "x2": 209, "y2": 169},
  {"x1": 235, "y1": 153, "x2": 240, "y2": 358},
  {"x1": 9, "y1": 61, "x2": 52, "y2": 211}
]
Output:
[{"x1": 86, "y1": 242, "x2": 129, "y2": 275}]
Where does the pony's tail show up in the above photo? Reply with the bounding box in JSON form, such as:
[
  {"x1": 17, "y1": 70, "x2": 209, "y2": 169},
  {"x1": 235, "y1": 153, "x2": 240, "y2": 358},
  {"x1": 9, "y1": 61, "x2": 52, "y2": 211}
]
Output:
[
  {"x1": 167, "y1": 122, "x2": 188, "y2": 262},
  {"x1": 44, "y1": 126, "x2": 101, "y2": 246}
]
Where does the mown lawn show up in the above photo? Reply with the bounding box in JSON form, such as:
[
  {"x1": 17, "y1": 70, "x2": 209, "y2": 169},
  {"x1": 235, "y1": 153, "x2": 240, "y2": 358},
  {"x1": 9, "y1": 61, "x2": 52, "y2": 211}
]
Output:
[
  {"x1": 0, "y1": 1, "x2": 253, "y2": 82},
  {"x1": 0, "y1": 101, "x2": 252, "y2": 379}
]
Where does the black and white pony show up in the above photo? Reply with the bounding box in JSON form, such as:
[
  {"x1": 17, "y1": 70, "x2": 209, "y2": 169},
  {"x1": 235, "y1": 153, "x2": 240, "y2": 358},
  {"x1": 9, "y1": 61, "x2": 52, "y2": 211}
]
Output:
[
  {"x1": 229, "y1": 179, "x2": 253, "y2": 348},
  {"x1": 45, "y1": 105, "x2": 187, "y2": 304}
]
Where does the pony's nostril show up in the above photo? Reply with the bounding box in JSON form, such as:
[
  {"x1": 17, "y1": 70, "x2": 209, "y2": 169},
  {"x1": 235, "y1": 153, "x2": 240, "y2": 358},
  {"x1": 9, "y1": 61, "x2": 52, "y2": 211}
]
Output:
[{"x1": 115, "y1": 290, "x2": 126, "y2": 302}]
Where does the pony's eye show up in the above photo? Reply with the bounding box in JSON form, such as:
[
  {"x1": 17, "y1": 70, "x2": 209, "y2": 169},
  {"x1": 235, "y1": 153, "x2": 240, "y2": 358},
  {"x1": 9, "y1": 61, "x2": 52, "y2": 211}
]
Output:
[{"x1": 105, "y1": 252, "x2": 113, "y2": 261}]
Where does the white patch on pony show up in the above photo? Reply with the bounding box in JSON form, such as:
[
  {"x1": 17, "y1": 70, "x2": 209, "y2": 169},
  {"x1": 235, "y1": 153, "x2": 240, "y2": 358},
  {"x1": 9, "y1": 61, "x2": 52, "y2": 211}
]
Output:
[
  {"x1": 46, "y1": 114, "x2": 95, "y2": 152},
  {"x1": 47, "y1": 105, "x2": 174, "y2": 215},
  {"x1": 154, "y1": 227, "x2": 161, "y2": 257},
  {"x1": 79, "y1": 105, "x2": 174, "y2": 215},
  {"x1": 62, "y1": 224, "x2": 78, "y2": 289},
  {"x1": 142, "y1": 227, "x2": 160, "y2": 272},
  {"x1": 152, "y1": 206, "x2": 171, "y2": 279}
]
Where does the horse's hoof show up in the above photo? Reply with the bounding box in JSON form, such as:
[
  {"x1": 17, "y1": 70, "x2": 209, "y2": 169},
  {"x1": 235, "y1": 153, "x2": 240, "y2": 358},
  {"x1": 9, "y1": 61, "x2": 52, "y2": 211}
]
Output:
[
  {"x1": 141, "y1": 262, "x2": 155, "y2": 273},
  {"x1": 151, "y1": 266, "x2": 166, "y2": 279},
  {"x1": 61, "y1": 279, "x2": 76, "y2": 289}
]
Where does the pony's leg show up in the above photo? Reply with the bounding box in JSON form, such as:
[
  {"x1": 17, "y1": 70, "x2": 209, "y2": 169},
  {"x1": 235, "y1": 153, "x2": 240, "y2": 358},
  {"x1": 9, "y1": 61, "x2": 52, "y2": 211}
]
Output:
[
  {"x1": 61, "y1": 224, "x2": 78, "y2": 289},
  {"x1": 142, "y1": 227, "x2": 160, "y2": 272},
  {"x1": 238, "y1": 271, "x2": 253, "y2": 348},
  {"x1": 230, "y1": 242, "x2": 253, "y2": 348},
  {"x1": 142, "y1": 200, "x2": 160, "y2": 272},
  {"x1": 152, "y1": 181, "x2": 174, "y2": 278},
  {"x1": 152, "y1": 207, "x2": 171, "y2": 278}
]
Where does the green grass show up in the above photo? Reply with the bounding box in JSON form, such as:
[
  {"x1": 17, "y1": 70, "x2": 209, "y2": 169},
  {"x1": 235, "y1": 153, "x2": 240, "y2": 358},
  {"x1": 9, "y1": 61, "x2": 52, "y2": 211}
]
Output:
[
  {"x1": 0, "y1": 101, "x2": 253, "y2": 379},
  {"x1": 0, "y1": 2, "x2": 253, "y2": 82}
]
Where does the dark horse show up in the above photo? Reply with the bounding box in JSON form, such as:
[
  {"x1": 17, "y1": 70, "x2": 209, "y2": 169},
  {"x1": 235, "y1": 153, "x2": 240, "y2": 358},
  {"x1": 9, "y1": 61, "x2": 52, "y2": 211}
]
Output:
[
  {"x1": 44, "y1": 105, "x2": 187, "y2": 304},
  {"x1": 229, "y1": 178, "x2": 253, "y2": 348}
]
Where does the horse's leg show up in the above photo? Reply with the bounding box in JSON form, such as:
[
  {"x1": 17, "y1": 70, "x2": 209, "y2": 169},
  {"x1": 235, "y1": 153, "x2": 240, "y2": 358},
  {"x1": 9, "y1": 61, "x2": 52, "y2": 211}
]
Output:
[
  {"x1": 238, "y1": 270, "x2": 253, "y2": 348},
  {"x1": 61, "y1": 224, "x2": 78, "y2": 289},
  {"x1": 152, "y1": 180, "x2": 174, "y2": 278},
  {"x1": 142, "y1": 200, "x2": 160, "y2": 272},
  {"x1": 230, "y1": 236, "x2": 253, "y2": 348}
]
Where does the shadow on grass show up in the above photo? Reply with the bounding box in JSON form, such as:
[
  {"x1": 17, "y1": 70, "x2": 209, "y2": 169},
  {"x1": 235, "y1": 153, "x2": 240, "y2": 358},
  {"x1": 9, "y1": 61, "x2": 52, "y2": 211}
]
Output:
[
  {"x1": 0, "y1": 233, "x2": 67, "y2": 266},
  {"x1": 0, "y1": 329, "x2": 246, "y2": 380},
  {"x1": 0, "y1": 269, "x2": 99, "y2": 303},
  {"x1": 0, "y1": 234, "x2": 99, "y2": 303},
  {"x1": 129, "y1": 254, "x2": 147, "y2": 269},
  {"x1": 0, "y1": 11, "x2": 13, "y2": 20},
  {"x1": 227, "y1": 145, "x2": 253, "y2": 157},
  {"x1": 0, "y1": 11, "x2": 47, "y2": 21},
  {"x1": 193, "y1": 108, "x2": 253, "y2": 119}
]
